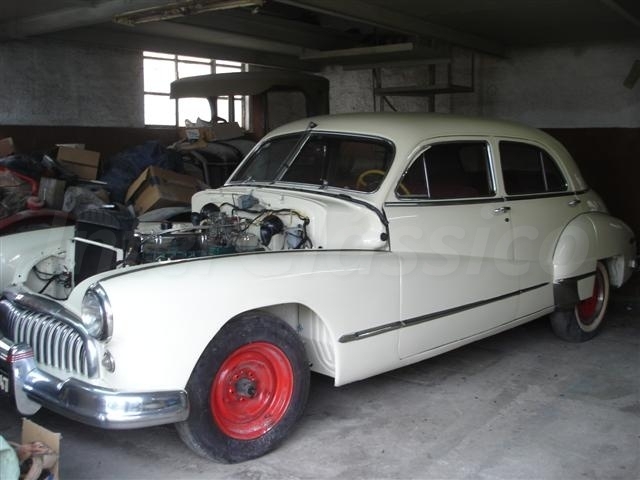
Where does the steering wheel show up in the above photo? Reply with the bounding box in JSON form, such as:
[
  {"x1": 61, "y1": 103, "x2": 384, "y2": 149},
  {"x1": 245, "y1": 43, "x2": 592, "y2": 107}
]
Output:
[{"x1": 356, "y1": 169, "x2": 410, "y2": 195}]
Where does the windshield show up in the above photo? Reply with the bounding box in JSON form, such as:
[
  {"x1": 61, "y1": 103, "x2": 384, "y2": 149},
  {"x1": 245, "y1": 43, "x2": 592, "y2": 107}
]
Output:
[{"x1": 229, "y1": 132, "x2": 394, "y2": 193}]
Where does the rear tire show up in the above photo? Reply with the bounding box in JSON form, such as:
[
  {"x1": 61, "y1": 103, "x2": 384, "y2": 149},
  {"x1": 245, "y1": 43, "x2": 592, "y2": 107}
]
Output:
[
  {"x1": 551, "y1": 261, "x2": 610, "y2": 342},
  {"x1": 176, "y1": 312, "x2": 309, "y2": 463}
]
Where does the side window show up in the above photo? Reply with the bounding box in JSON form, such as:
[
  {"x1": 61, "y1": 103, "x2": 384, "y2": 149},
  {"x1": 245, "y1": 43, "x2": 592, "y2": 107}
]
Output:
[
  {"x1": 397, "y1": 142, "x2": 494, "y2": 199},
  {"x1": 500, "y1": 141, "x2": 568, "y2": 195}
]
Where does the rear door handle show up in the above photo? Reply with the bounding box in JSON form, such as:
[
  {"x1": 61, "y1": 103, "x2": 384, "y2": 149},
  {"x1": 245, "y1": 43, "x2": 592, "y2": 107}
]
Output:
[
  {"x1": 568, "y1": 199, "x2": 581, "y2": 207},
  {"x1": 493, "y1": 206, "x2": 511, "y2": 215}
]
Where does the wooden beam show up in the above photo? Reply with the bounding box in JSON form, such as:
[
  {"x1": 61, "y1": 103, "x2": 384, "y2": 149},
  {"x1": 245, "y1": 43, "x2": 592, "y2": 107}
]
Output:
[
  {"x1": 600, "y1": 0, "x2": 640, "y2": 29},
  {"x1": 46, "y1": 25, "x2": 320, "y2": 71},
  {"x1": 0, "y1": 0, "x2": 175, "y2": 39}
]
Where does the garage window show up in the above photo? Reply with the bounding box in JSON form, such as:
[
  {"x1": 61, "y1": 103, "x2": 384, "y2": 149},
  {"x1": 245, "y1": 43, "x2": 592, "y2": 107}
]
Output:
[
  {"x1": 397, "y1": 142, "x2": 494, "y2": 199},
  {"x1": 500, "y1": 141, "x2": 568, "y2": 195},
  {"x1": 143, "y1": 51, "x2": 246, "y2": 127}
]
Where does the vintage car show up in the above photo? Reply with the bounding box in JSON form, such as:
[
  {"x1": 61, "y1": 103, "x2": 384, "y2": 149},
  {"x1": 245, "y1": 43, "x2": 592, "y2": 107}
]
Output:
[{"x1": 0, "y1": 113, "x2": 636, "y2": 463}]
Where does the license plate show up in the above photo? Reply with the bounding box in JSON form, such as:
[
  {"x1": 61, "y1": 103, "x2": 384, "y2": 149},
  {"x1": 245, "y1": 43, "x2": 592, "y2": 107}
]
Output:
[{"x1": 0, "y1": 370, "x2": 10, "y2": 395}]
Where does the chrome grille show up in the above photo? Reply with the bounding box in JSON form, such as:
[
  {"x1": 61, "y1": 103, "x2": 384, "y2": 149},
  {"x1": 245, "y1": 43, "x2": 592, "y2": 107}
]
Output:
[{"x1": 1, "y1": 299, "x2": 90, "y2": 377}]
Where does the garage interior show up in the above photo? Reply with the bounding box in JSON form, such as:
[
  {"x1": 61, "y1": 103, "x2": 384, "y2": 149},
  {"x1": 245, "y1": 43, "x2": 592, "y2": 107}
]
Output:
[{"x1": 0, "y1": 0, "x2": 639, "y2": 478}]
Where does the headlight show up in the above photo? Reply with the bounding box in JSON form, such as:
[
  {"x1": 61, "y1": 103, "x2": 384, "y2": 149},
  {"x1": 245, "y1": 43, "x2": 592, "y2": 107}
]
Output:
[{"x1": 81, "y1": 284, "x2": 113, "y2": 340}]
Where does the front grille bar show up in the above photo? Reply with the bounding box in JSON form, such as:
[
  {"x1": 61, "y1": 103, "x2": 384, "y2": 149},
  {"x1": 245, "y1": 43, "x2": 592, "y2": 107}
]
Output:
[{"x1": 0, "y1": 288, "x2": 99, "y2": 378}]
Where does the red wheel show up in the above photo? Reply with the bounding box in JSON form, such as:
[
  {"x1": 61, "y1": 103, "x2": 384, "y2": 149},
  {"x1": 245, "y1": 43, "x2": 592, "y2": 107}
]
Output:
[
  {"x1": 176, "y1": 313, "x2": 309, "y2": 463},
  {"x1": 210, "y1": 342, "x2": 294, "y2": 440},
  {"x1": 551, "y1": 261, "x2": 610, "y2": 342},
  {"x1": 575, "y1": 268, "x2": 606, "y2": 330}
]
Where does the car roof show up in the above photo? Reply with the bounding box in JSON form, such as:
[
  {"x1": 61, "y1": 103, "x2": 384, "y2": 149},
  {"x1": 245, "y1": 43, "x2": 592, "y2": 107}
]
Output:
[
  {"x1": 260, "y1": 112, "x2": 586, "y2": 194},
  {"x1": 267, "y1": 112, "x2": 559, "y2": 146}
]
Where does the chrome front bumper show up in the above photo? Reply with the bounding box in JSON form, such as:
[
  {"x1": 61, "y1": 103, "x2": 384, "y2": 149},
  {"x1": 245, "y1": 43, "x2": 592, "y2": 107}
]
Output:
[{"x1": 0, "y1": 336, "x2": 189, "y2": 429}]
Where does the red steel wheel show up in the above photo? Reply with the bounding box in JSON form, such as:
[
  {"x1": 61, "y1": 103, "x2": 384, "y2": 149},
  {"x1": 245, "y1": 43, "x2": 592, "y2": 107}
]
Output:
[
  {"x1": 210, "y1": 342, "x2": 294, "y2": 440},
  {"x1": 551, "y1": 261, "x2": 610, "y2": 342},
  {"x1": 575, "y1": 267, "x2": 605, "y2": 328},
  {"x1": 176, "y1": 313, "x2": 309, "y2": 463}
]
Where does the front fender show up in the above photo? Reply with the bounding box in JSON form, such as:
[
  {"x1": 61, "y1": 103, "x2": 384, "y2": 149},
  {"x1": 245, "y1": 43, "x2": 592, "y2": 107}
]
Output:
[{"x1": 96, "y1": 250, "x2": 401, "y2": 391}]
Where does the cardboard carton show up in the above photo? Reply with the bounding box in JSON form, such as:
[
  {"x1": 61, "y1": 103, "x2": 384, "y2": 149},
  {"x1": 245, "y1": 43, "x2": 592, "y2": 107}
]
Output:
[
  {"x1": 180, "y1": 121, "x2": 244, "y2": 143},
  {"x1": 125, "y1": 166, "x2": 203, "y2": 214},
  {"x1": 0, "y1": 137, "x2": 15, "y2": 157},
  {"x1": 57, "y1": 146, "x2": 100, "y2": 180},
  {"x1": 21, "y1": 418, "x2": 61, "y2": 479}
]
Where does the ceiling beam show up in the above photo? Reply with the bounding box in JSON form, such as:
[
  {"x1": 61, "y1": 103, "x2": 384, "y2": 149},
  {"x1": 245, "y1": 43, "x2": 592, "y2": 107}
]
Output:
[
  {"x1": 0, "y1": 0, "x2": 178, "y2": 39},
  {"x1": 600, "y1": 0, "x2": 640, "y2": 29},
  {"x1": 178, "y1": 10, "x2": 360, "y2": 50},
  {"x1": 273, "y1": 0, "x2": 506, "y2": 57},
  {"x1": 130, "y1": 20, "x2": 303, "y2": 56},
  {"x1": 44, "y1": 24, "x2": 319, "y2": 71},
  {"x1": 300, "y1": 42, "x2": 452, "y2": 67}
]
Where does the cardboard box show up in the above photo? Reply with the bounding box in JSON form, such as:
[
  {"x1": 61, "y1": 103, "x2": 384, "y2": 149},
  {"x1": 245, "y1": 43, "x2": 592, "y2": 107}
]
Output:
[
  {"x1": 39, "y1": 177, "x2": 67, "y2": 209},
  {"x1": 125, "y1": 166, "x2": 202, "y2": 214},
  {"x1": 0, "y1": 137, "x2": 15, "y2": 157},
  {"x1": 21, "y1": 418, "x2": 61, "y2": 479},
  {"x1": 180, "y1": 122, "x2": 244, "y2": 143},
  {"x1": 57, "y1": 146, "x2": 100, "y2": 180}
]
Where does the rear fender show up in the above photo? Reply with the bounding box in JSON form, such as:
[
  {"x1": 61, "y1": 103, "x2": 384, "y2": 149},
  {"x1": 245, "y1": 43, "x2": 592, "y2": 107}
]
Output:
[{"x1": 552, "y1": 213, "x2": 636, "y2": 307}]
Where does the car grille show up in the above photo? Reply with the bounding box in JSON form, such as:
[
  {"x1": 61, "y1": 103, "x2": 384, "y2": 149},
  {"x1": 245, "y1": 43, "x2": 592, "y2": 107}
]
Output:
[{"x1": 0, "y1": 299, "x2": 91, "y2": 377}]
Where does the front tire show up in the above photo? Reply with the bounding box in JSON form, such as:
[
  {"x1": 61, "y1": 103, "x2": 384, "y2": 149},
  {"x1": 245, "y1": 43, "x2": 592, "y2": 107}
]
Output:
[
  {"x1": 551, "y1": 261, "x2": 610, "y2": 342},
  {"x1": 176, "y1": 312, "x2": 309, "y2": 463}
]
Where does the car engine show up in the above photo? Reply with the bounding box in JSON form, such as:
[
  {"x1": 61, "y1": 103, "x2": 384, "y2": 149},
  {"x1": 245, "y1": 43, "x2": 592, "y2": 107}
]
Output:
[{"x1": 71, "y1": 196, "x2": 312, "y2": 285}]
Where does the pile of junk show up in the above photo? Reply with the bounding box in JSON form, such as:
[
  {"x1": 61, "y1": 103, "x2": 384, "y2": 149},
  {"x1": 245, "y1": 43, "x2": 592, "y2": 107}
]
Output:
[
  {"x1": 0, "y1": 121, "x2": 255, "y2": 236},
  {"x1": 0, "y1": 70, "x2": 329, "y2": 236}
]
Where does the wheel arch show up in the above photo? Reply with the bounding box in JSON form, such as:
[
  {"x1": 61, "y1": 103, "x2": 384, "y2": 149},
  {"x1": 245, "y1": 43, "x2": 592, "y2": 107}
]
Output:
[
  {"x1": 552, "y1": 212, "x2": 635, "y2": 287},
  {"x1": 231, "y1": 302, "x2": 337, "y2": 378}
]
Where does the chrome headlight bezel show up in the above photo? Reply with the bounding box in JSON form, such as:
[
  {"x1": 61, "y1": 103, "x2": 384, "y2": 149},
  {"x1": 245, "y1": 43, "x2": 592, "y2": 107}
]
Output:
[{"x1": 81, "y1": 284, "x2": 113, "y2": 341}]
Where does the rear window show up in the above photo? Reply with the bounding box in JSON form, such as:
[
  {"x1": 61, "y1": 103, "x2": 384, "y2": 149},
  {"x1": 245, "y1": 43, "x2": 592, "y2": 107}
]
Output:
[{"x1": 500, "y1": 141, "x2": 568, "y2": 195}]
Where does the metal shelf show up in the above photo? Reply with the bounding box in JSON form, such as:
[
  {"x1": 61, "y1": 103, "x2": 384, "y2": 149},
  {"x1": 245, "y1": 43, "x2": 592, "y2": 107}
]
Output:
[{"x1": 374, "y1": 83, "x2": 473, "y2": 97}]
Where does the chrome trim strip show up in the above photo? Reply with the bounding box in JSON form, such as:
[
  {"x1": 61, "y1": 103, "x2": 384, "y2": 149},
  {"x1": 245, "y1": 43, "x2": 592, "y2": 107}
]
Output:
[
  {"x1": 3, "y1": 287, "x2": 82, "y2": 329},
  {"x1": 385, "y1": 197, "x2": 500, "y2": 207},
  {"x1": 0, "y1": 337, "x2": 189, "y2": 428},
  {"x1": 503, "y1": 191, "x2": 575, "y2": 201},
  {"x1": 555, "y1": 270, "x2": 596, "y2": 284},
  {"x1": 339, "y1": 282, "x2": 549, "y2": 343}
]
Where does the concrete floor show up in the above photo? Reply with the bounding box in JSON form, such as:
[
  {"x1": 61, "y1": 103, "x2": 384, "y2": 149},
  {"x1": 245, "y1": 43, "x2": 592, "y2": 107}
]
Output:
[{"x1": 1, "y1": 289, "x2": 638, "y2": 479}]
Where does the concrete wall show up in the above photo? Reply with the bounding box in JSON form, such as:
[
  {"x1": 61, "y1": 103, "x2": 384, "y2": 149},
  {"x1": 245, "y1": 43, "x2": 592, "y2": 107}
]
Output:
[
  {"x1": 0, "y1": 39, "x2": 143, "y2": 127},
  {"x1": 325, "y1": 41, "x2": 640, "y2": 128}
]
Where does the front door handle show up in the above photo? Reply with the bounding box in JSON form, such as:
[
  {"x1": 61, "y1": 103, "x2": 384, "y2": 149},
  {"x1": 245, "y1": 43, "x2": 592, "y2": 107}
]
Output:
[{"x1": 493, "y1": 206, "x2": 511, "y2": 215}]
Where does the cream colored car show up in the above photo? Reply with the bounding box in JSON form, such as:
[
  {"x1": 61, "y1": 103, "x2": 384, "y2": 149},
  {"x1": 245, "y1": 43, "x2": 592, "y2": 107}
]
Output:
[{"x1": 0, "y1": 113, "x2": 636, "y2": 463}]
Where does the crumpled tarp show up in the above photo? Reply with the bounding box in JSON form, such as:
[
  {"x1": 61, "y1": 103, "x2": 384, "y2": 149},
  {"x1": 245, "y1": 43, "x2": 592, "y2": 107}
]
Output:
[
  {"x1": 99, "y1": 141, "x2": 183, "y2": 204},
  {"x1": 0, "y1": 169, "x2": 34, "y2": 219}
]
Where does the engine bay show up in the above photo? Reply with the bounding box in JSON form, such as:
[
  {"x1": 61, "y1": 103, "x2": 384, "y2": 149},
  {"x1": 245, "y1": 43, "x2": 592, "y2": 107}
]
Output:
[
  {"x1": 134, "y1": 200, "x2": 312, "y2": 264},
  {"x1": 22, "y1": 186, "x2": 389, "y2": 301},
  {"x1": 25, "y1": 193, "x2": 313, "y2": 301}
]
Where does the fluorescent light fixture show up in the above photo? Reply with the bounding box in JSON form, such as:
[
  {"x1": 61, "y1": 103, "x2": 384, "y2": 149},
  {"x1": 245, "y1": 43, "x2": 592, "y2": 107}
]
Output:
[{"x1": 114, "y1": 0, "x2": 263, "y2": 26}]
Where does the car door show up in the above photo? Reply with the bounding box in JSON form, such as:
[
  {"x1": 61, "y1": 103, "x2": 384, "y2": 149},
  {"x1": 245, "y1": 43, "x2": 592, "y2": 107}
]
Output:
[
  {"x1": 385, "y1": 138, "x2": 518, "y2": 359},
  {"x1": 495, "y1": 139, "x2": 580, "y2": 318}
]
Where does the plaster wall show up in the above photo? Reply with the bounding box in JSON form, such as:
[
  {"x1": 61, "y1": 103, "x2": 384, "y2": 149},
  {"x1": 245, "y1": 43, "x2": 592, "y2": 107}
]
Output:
[
  {"x1": 1, "y1": 39, "x2": 637, "y2": 129},
  {"x1": 0, "y1": 39, "x2": 143, "y2": 127},
  {"x1": 325, "y1": 41, "x2": 640, "y2": 128}
]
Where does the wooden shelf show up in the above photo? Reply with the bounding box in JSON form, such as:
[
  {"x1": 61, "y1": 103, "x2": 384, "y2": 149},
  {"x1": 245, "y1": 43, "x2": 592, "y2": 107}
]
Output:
[{"x1": 374, "y1": 83, "x2": 473, "y2": 97}]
